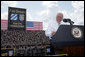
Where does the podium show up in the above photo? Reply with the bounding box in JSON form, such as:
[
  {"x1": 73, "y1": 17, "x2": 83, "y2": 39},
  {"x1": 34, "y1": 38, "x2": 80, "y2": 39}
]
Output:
[{"x1": 51, "y1": 25, "x2": 84, "y2": 56}]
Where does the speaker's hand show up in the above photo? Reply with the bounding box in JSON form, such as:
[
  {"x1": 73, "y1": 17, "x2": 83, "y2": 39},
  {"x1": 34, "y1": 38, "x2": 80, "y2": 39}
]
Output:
[{"x1": 51, "y1": 32, "x2": 56, "y2": 36}]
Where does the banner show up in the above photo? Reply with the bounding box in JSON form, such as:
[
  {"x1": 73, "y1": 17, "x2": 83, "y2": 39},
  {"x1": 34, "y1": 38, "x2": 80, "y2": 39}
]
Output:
[{"x1": 8, "y1": 7, "x2": 26, "y2": 30}]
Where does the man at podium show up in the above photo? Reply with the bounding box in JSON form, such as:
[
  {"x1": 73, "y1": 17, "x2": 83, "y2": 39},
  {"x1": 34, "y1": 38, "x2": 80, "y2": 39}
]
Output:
[
  {"x1": 45, "y1": 13, "x2": 63, "y2": 39},
  {"x1": 45, "y1": 12, "x2": 84, "y2": 56},
  {"x1": 45, "y1": 13, "x2": 64, "y2": 55}
]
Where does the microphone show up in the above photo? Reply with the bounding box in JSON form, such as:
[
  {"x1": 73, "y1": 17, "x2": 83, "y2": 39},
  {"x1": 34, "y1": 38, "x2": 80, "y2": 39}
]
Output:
[
  {"x1": 63, "y1": 18, "x2": 74, "y2": 25},
  {"x1": 63, "y1": 19, "x2": 71, "y2": 22}
]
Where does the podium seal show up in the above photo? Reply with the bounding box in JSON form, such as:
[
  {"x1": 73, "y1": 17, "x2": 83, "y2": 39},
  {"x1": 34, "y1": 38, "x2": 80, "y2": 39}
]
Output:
[{"x1": 71, "y1": 27, "x2": 82, "y2": 39}]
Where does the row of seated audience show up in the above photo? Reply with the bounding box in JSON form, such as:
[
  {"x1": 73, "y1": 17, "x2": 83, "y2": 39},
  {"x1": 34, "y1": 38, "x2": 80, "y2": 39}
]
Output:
[
  {"x1": 1, "y1": 30, "x2": 50, "y2": 46},
  {"x1": 1, "y1": 30, "x2": 50, "y2": 56}
]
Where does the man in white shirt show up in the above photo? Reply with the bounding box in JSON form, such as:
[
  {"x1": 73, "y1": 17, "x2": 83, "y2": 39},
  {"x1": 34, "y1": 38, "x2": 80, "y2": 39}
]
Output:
[
  {"x1": 45, "y1": 13, "x2": 63, "y2": 55},
  {"x1": 45, "y1": 13, "x2": 63, "y2": 39}
]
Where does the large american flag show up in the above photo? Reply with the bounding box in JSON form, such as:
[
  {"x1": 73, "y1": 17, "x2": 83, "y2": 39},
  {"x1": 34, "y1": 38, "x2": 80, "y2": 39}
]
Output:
[
  {"x1": 26, "y1": 21, "x2": 43, "y2": 30},
  {"x1": 1, "y1": 20, "x2": 43, "y2": 30},
  {"x1": 1, "y1": 20, "x2": 8, "y2": 30}
]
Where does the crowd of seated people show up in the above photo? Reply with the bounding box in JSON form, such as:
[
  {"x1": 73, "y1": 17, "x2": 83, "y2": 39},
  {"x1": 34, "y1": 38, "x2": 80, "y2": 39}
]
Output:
[
  {"x1": 1, "y1": 30, "x2": 50, "y2": 46},
  {"x1": 1, "y1": 30, "x2": 50, "y2": 56}
]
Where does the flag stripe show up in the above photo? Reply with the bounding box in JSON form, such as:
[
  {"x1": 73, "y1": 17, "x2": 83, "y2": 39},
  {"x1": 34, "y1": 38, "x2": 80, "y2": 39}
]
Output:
[{"x1": 1, "y1": 20, "x2": 8, "y2": 30}]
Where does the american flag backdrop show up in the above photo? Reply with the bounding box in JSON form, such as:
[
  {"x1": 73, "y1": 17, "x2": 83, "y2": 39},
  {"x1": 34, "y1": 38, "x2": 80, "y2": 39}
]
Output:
[
  {"x1": 1, "y1": 20, "x2": 43, "y2": 30},
  {"x1": 26, "y1": 21, "x2": 43, "y2": 30}
]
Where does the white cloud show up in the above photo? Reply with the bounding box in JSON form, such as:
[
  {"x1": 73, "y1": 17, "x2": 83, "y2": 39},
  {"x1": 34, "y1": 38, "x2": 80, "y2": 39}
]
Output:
[
  {"x1": 42, "y1": 1, "x2": 59, "y2": 21},
  {"x1": 71, "y1": 1, "x2": 84, "y2": 25},
  {"x1": 1, "y1": 1, "x2": 17, "y2": 8},
  {"x1": 61, "y1": 1, "x2": 84, "y2": 25},
  {"x1": 42, "y1": 1, "x2": 58, "y2": 8},
  {"x1": 1, "y1": 1, "x2": 18, "y2": 20},
  {"x1": 1, "y1": 12, "x2": 8, "y2": 20},
  {"x1": 72, "y1": 1, "x2": 84, "y2": 11},
  {"x1": 37, "y1": 9, "x2": 50, "y2": 21},
  {"x1": 27, "y1": 12, "x2": 33, "y2": 21}
]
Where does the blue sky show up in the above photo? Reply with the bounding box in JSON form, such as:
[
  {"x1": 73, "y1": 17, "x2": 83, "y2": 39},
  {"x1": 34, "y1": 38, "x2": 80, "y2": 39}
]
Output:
[
  {"x1": 1, "y1": 1, "x2": 84, "y2": 30},
  {"x1": 1, "y1": 1, "x2": 74, "y2": 19}
]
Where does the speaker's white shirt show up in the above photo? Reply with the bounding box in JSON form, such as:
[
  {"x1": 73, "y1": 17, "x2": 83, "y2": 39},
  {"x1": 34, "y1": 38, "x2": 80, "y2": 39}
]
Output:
[{"x1": 45, "y1": 20, "x2": 70, "y2": 39}]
